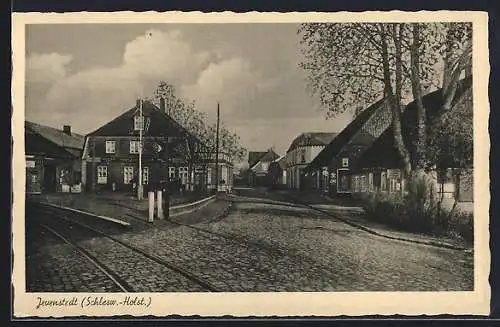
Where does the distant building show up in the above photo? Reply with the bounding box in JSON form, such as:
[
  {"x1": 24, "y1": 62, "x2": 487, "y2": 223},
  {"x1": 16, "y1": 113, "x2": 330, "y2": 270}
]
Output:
[
  {"x1": 304, "y1": 98, "x2": 391, "y2": 195},
  {"x1": 267, "y1": 156, "x2": 288, "y2": 188},
  {"x1": 247, "y1": 149, "x2": 280, "y2": 186},
  {"x1": 81, "y1": 98, "x2": 227, "y2": 194},
  {"x1": 25, "y1": 122, "x2": 84, "y2": 194},
  {"x1": 285, "y1": 132, "x2": 338, "y2": 190}
]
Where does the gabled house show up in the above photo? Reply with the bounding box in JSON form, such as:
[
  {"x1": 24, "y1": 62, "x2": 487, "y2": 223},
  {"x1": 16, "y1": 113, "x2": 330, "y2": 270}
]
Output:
[
  {"x1": 81, "y1": 98, "x2": 216, "y2": 194},
  {"x1": 25, "y1": 122, "x2": 85, "y2": 194},
  {"x1": 304, "y1": 98, "x2": 391, "y2": 195},
  {"x1": 354, "y1": 77, "x2": 473, "y2": 201},
  {"x1": 247, "y1": 149, "x2": 280, "y2": 186},
  {"x1": 267, "y1": 156, "x2": 288, "y2": 188},
  {"x1": 285, "y1": 132, "x2": 338, "y2": 190}
]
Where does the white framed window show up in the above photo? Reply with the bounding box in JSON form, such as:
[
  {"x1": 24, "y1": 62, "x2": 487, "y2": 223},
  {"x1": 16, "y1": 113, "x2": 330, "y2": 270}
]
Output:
[
  {"x1": 368, "y1": 172, "x2": 374, "y2": 192},
  {"x1": 207, "y1": 168, "x2": 212, "y2": 184},
  {"x1": 97, "y1": 166, "x2": 108, "y2": 184},
  {"x1": 123, "y1": 166, "x2": 134, "y2": 184},
  {"x1": 381, "y1": 171, "x2": 387, "y2": 191},
  {"x1": 179, "y1": 167, "x2": 188, "y2": 185},
  {"x1": 105, "y1": 140, "x2": 116, "y2": 154},
  {"x1": 342, "y1": 157, "x2": 349, "y2": 168},
  {"x1": 168, "y1": 167, "x2": 176, "y2": 179},
  {"x1": 134, "y1": 115, "x2": 144, "y2": 131},
  {"x1": 130, "y1": 140, "x2": 140, "y2": 154},
  {"x1": 261, "y1": 162, "x2": 269, "y2": 171},
  {"x1": 142, "y1": 167, "x2": 149, "y2": 185}
]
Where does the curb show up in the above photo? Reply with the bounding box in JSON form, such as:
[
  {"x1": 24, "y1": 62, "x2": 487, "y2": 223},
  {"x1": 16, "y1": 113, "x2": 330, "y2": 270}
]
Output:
[
  {"x1": 234, "y1": 193, "x2": 469, "y2": 251},
  {"x1": 33, "y1": 201, "x2": 131, "y2": 227},
  {"x1": 169, "y1": 195, "x2": 216, "y2": 218},
  {"x1": 293, "y1": 198, "x2": 469, "y2": 251}
]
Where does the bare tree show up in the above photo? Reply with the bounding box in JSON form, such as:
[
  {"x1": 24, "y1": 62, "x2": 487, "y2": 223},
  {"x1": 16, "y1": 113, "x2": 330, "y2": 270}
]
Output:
[{"x1": 299, "y1": 22, "x2": 472, "y2": 178}]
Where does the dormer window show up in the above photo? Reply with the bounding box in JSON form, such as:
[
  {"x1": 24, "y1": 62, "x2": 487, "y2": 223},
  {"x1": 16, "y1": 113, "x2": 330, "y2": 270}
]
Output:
[
  {"x1": 342, "y1": 157, "x2": 349, "y2": 168},
  {"x1": 134, "y1": 115, "x2": 144, "y2": 131}
]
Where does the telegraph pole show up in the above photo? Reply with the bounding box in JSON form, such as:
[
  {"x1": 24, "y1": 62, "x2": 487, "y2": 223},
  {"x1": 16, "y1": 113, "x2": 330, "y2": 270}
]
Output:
[{"x1": 214, "y1": 102, "x2": 220, "y2": 194}]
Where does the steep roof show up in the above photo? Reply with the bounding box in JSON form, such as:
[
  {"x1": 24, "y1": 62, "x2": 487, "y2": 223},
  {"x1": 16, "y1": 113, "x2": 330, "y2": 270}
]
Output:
[
  {"x1": 286, "y1": 132, "x2": 338, "y2": 153},
  {"x1": 25, "y1": 126, "x2": 78, "y2": 159},
  {"x1": 248, "y1": 149, "x2": 280, "y2": 169},
  {"x1": 87, "y1": 100, "x2": 203, "y2": 145},
  {"x1": 305, "y1": 97, "x2": 388, "y2": 172},
  {"x1": 273, "y1": 156, "x2": 288, "y2": 169},
  {"x1": 358, "y1": 76, "x2": 473, "y2": 169},
  {"x1": 25, "y1": 121, "x2": 85, "y2": 150},
  {"x1": 248, "y1": 151, "x2": 267, "y2": 167}
]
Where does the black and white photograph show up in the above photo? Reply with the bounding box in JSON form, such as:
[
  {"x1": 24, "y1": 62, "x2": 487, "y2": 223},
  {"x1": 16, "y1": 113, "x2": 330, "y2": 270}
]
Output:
[{"x1": 12, "y1": 11, "x2": 490, "y2": 317}]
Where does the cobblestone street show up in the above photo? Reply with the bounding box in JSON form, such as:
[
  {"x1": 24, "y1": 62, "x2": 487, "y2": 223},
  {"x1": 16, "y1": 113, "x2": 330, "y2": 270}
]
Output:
[{"x1": 26, "y1": 192, "x2": 474, "y2": 292}]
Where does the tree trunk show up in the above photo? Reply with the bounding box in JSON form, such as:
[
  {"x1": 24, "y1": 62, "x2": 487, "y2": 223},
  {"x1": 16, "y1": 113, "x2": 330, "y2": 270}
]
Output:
[
  {"x1": 442, "y1": 23, "x2": 455, "y2": 96},
  {"x1": 442, "y1": 39, "x2": 472, "y2": 113},
  {"x1": 410, "y1": 23, "x2": 427, "y2": 171},
  {"x1": 382, "y1": 24, "x2": 412, "y2": 177}
]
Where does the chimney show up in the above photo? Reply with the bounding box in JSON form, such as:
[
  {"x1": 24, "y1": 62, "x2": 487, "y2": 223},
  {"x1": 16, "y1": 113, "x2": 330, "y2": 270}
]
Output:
[
  {"x1": 160, "y1": 97, "x2": 166, "y2": 114},
  {"x1": 63, "y1": 125, "x2": 71, "y2": 136}
]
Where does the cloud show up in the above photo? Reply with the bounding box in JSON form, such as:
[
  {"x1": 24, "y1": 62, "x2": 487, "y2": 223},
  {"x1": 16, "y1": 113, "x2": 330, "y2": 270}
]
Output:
[
  {"x1": 180, "y1": 57, "x2": 265, "y2": 121},
  {"x1": 25, "y1": 29, "x2": 266, "y2": 133},
  {"x1": 27, "y1": 53, "x2": 73, "y2": 85},
  {"x1": 24, "y1": 26, "x2": 346, "y2": 156}
]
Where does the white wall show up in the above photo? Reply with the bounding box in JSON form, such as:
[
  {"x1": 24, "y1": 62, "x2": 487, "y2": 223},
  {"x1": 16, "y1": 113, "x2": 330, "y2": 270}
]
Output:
[{"x1": 308, "y1": 145, "x2": 324, "y2": 163}]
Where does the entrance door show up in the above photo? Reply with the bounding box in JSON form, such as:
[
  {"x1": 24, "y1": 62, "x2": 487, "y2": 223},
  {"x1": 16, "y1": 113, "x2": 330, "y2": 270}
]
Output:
[
  {"x1": 43, "y1": 165, "x2": 57, "y2": 193},
  {"x1": 26, "y1": 171, "x2": 41, "y2": 193},
  {"x1": 337, "y1": 169, "x2": 352, "y2": 194}
]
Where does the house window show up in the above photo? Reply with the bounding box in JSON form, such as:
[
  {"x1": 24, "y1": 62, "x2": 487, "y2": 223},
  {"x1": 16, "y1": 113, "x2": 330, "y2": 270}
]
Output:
[
  {"x1": 361, "y1": 175, "x2": 367, "y2": 192},
  {"x1": 261, "y1": 162, "x2": 269, "y2": 171},
  {"x1": 179, "y1": 167, "x2": 188, "y2": 185},
  {"x1": 368, "y1": 172, "x2": 374, "y2": 192},
  {"x1": 105, "y1": 140, "x2": 116, "y2": 154},
  {"x1": 142, "y1": 167, "x2": 149, "y2": 185},
  {"x1": 297, "y1": 148, "x2": 306, "y2": 164},
  {"x1": 342, "y1": 157, "x2": 349, "y2": 168},
  {"x1": 124, "y1": 166, "x2": 134, "y2": 184},
  {"x1": 97, "y1": 166, "x2": 108, "y2": 184},
  {"x1": 207, "y1": 168, "x2": 212, "y2": 185},
  {"x1": 168, "y1": 167, "x2": 176, "y2": 179},
  {"x1": 134, "y1": 115, "x2": 144, "y2": 131},
  {"x1": 381, "y1": 171, "x2": 387, "y2": 191},
  {"x1": 130, "y1": 140, "x2": 141, "y2": 154}
]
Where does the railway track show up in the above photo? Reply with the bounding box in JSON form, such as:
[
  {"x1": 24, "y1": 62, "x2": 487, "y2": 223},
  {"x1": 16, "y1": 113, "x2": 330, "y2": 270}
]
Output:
[
  {"x1": 29, "y1": 204, "x2": 221, "y2": 292},
  {"x1": 31, "y1": 200, "x2": 347, "y2": 292},
  {"x1": 35, "y1": 222, "x2": 132, "y2": 292}
]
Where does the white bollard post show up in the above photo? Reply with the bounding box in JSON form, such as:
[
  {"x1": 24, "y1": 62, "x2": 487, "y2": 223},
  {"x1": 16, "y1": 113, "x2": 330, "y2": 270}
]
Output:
[
  {"x1": 148, "y1": 191, "x2": 155, "y2": 222},
  {"x1": 157, "y1": 190, "x2": 164, "y2": 220}
]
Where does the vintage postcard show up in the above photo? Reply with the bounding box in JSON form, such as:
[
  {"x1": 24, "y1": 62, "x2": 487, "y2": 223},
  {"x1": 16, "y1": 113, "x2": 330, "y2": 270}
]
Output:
[{"x1": 12, "y1": 11, "x2": 490, "y2": 317}]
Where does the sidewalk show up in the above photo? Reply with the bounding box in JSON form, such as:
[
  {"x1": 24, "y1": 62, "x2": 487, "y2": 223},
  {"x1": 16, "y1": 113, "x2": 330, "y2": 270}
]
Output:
[
  {"x1": 237, "y1": 187, "x2": 472, "y2": 250},
  {"x1": 28, "y1": 191, "x2": 228, "y2": 227}
]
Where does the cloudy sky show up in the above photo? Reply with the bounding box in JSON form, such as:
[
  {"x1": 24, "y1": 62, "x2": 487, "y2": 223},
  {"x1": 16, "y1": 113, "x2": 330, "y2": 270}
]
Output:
[{"x1": 25, "y1": 23, "x2": 355, "y2": 157}]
